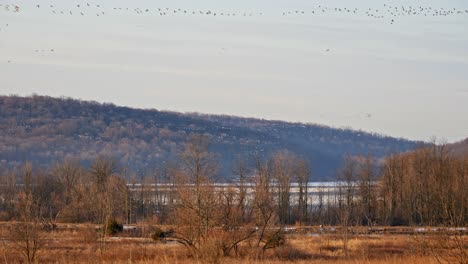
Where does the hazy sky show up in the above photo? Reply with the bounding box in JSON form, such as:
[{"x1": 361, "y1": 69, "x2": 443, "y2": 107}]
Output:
[{"x1": 1, "y1": 0, "x2": 467, "y2": 142}]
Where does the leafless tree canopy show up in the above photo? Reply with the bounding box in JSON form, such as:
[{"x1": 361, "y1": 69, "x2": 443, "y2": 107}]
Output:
[{"x1": 0, "y1": 134, "x2": 466, "y2": 262}]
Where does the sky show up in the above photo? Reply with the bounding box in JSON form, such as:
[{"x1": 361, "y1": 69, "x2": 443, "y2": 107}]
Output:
[{"x1": 1, "y1": 0, "x2": 467, "y2": 143}]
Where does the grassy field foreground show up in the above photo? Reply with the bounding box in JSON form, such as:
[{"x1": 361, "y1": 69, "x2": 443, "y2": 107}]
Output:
[{"x1": 0, "y1": 223, "x2": 466, "y2": 264}]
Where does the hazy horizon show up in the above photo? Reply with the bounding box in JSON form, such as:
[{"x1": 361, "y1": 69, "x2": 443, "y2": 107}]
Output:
[{"x1": 1, "y1": 0, "x2": 467, "y2": 143}]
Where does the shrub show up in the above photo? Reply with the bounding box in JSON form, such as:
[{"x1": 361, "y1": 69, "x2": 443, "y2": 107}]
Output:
[
  {"x1": 105, "y1": 219, "x2": 123, "y2": 235},
  {"x1": 197, "y1": 236, "x2": 224, "y2": 264},
  {"x1": 151, "y1": 227, "x2": 166, "y2": 241}
]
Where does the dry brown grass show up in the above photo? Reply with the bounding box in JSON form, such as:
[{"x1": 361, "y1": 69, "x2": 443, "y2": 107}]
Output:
[{"x1": 0, "y1": 223, "x2": 465, "y2": 264}]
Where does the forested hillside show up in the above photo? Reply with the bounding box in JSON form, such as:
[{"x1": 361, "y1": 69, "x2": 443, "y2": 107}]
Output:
[
  {"x1": 0, "y1": 95, "x2": 420, "y2": 180},
  {"x1": 448, "y1": 138, "x2": 468, "y2": 156}
]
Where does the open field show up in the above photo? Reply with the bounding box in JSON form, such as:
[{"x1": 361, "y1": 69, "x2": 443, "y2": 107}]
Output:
[{"x1": 1, "y1": 223, "x2": 466, "y2": 264}]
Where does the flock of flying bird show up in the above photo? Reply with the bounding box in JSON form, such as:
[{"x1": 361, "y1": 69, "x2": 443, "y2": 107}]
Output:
[
  {"x1": 1, "y1": 2, "x2": 467, "y2": 25},
  {"x1": 282, "y1": 4, "x2": 468, "y2": 24},
  {"x1": 1, "y1": 2, "x2": 468, "y2": 63}
]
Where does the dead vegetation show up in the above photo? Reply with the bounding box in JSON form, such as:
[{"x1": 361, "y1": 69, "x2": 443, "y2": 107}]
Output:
[{"x1": 0, "y1": 223, "x2": 466, "y2": 264}]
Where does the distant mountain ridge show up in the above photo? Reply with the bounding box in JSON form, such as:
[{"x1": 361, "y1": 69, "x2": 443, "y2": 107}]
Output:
[{"x1": 0, "y1": 95, "x2": 421, "y2": 180}]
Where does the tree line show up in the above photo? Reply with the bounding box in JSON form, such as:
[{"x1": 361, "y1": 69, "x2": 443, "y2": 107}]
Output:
[{"x1": 0, "y1": 134, "x2": 466, "y2": 260}]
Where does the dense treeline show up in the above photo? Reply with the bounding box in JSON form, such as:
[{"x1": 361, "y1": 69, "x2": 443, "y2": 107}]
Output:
[
  {"x1": 0, "y1": 95, "x2": 419, "y2": 180},
  {"x1": 0, "y1": 134, "x2": 466, "y2": 262},
  {"x1": 0, "y1": 135, "x2": 466, "y2": 228},
  {"x1": 379, "y1": 146, "x2": 467, "y2": 226}
]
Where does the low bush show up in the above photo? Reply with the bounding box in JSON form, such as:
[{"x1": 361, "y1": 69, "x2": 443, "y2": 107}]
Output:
[
  {"x1": 151, "y1": 227, "x2": 166, "y2": 241},
  {"x1": 106, "y1": 219, "x2": 123, "y2": 235}
]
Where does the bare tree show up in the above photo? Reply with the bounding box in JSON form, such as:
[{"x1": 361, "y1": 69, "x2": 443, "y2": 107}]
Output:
[
  {"x1": 295, "y1": 157, "x2": 311, "y2": 224},
  {"x1": 356, "y1": 154, "x2": 376, "y2": 226},
  {"x1": 232, "y1": 156, "x2": 251, "y2": 222},
  {"x1": 171, "y1": 134, "x2": 219, "y2": 258},
  {"x1": 379, "y1": 153, "x2": 407, "y2": 225},
  {"x1": 88, "y1": 156, "x2": 127, "y2": 252},
  {"x1": 34, "y1": 171, "x2": 64, "y2": 229},
  {"x1": 52, "y1": 158, "x2": 81, "y2": 205},
  {"x1": 0, "y1": 169, "x2": 17, "y2": 220},
  {"x1": 270, "y1": 151, "x2": 295, "y2": 225},
  {"x1": 9, "y1": 192, "x2": 43, "y2": 264},
  {"x1": 252, "y1": 155, "x2": 285, "y2": 257},
  {"x1": 217, "y1": 186, "x2": 256, "y2": 257},
  {"x1": 51, "y1": 158, "x2": 83, "y2": 223},
  {"x1": 337, "y1": 155, "x2": 357, "y2": 256}
]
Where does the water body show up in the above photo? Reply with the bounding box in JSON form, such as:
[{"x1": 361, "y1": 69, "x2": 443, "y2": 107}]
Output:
[
  {"x1": 128, "y1": 181, "x2": 364, "y2": 206},
  {"x1": 1, "y1": 0, "x2": 467, "y2": 141}
]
